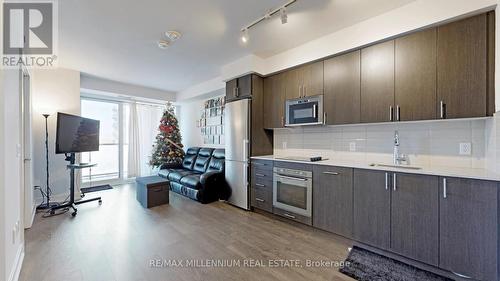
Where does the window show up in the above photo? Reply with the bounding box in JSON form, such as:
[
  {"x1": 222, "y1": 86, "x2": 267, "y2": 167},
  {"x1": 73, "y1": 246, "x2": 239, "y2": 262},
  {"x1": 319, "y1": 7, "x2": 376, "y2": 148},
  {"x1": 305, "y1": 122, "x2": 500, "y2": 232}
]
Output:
[{"x1": 80, "y1": 98, "x2": 130, "y2": 183}]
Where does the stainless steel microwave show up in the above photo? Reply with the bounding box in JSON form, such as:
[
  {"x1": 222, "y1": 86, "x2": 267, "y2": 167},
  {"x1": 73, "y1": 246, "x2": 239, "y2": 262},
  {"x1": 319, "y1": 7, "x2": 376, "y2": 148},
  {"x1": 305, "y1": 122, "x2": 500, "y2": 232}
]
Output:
[{"x1": 285, "y1": 95, "x2": 323, "y2": 126}]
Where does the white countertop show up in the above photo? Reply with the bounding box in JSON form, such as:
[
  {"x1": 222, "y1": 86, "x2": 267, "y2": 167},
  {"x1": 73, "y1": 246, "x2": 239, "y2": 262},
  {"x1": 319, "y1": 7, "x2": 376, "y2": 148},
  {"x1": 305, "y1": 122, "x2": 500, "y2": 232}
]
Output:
[{"x1": 251, "y1": 155, "x2": 500, "y2": 182}]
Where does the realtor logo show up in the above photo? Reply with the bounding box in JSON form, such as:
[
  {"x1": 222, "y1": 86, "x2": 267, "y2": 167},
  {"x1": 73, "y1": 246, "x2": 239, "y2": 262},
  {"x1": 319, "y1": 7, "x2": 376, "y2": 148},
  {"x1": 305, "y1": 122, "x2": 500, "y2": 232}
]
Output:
[{"x1": 2, "y1": 1, "x2": 57, "y2": 68}]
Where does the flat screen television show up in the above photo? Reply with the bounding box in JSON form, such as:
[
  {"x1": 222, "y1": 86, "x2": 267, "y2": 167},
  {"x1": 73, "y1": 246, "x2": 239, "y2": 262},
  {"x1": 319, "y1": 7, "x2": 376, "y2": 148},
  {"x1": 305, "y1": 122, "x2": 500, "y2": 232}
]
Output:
[{"x1": 55, "y1": 112, "x2": 100, "y2": 154}]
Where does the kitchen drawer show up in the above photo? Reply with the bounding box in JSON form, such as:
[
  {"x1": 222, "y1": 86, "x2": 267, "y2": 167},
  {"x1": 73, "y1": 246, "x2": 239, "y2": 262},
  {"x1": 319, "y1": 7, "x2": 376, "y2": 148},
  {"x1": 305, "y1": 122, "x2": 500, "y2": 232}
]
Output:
[
  {"x1": 251, "y1": 159, "x2": 273, "y2": 169},
  {"x1": 251, "y1": 187, "x2": 272, "y2": 212},
  {"x1": 273, "y1": 207, "x2": 312, "y2": 226},
  {"x1": 252, "y1": 167, "x2": 273, "y2": 179},
  {"x1": 251, "y1": 179, "x2": 272, "y2": 190}
]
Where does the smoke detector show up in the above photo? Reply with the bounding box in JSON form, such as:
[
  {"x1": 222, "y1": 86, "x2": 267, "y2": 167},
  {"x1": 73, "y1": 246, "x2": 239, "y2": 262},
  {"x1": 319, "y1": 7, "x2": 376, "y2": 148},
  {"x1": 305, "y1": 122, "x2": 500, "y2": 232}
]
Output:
[
  {"x1": 157, "y1": 39, "x2": 170, "y2": 49},
  {"x1": 165, "y1": 31, "x2": 182, "y2": 41}
]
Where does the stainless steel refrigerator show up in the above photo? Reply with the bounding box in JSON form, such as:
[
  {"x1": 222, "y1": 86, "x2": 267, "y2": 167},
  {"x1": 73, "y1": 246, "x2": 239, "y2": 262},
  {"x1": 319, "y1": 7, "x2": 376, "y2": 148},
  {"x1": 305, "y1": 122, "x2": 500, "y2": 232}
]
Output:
[{"x1": 225, "y1": 98, "x2": 250, "y2": 210}]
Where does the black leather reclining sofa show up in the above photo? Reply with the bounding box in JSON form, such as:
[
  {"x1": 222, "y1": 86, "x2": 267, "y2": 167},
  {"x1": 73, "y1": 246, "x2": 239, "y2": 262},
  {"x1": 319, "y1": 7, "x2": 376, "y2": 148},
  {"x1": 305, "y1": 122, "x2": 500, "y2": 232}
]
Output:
[{"x1": 158, "y1": 147, "x2": 229, "y2": 203}]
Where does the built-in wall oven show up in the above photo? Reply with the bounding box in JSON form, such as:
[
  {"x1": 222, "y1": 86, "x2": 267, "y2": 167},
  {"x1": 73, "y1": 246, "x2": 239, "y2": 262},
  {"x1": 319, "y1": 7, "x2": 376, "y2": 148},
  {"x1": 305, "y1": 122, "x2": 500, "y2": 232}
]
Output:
[
  {"x1": 285, "y1": 95, "x2": 323, "y2": 126},
  {"x1": 273, "y1": 167, "x2": 312, "y2": 218}
]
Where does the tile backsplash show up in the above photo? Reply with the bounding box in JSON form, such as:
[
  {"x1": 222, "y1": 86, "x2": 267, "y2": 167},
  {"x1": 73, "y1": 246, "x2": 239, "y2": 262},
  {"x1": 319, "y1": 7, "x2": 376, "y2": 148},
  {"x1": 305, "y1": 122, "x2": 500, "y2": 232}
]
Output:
[{"x1": 274, "y1": 118, "x2": 491, "y2": 169}]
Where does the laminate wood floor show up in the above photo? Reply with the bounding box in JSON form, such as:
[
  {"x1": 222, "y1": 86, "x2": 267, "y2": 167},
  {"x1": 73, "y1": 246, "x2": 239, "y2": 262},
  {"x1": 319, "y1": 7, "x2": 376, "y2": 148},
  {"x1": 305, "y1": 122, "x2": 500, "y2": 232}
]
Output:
[{"x1": 20, "y1": 184, "x2": 355, "y2": 281}]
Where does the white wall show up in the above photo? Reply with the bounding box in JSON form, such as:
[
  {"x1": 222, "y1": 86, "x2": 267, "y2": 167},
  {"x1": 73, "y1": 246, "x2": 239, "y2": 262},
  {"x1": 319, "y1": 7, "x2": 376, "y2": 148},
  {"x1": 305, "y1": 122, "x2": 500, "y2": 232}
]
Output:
[
  {"x1": 31, "y1": 69, "x2": 81, "y2": 199},
  {"x1": 81, "y1": 74, "x2": 176, "y2": 102},
  {"x1": 1, "y1": 67, "x2": 24, "y2": 281},
  {"x1": 178, "y1": 91, "x2": 225, "y2": 149},
  {"x1": 0, "y1": 0, "x2": 5, "y2": 278}
]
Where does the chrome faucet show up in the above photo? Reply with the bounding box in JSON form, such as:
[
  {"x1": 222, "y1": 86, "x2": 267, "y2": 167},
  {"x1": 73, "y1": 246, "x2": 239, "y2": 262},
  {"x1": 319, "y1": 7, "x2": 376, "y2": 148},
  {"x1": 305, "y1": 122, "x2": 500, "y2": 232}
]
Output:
[{"x1": 393, "y1": 130, "x2": 407, "y2": 165}]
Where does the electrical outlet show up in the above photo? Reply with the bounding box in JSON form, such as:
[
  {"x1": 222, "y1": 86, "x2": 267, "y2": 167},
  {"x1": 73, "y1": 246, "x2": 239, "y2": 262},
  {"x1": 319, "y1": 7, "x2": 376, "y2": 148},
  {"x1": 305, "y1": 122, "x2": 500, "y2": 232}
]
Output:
[
  {"x1": 282, "y1": 142, "x2": 287, "y2": 149},
  {"x1": 349, "y1": 142, "x2": 356, "y2": 152},
  {"x1": 459, "y1": 142, "x2": 472, "y2": 155}
]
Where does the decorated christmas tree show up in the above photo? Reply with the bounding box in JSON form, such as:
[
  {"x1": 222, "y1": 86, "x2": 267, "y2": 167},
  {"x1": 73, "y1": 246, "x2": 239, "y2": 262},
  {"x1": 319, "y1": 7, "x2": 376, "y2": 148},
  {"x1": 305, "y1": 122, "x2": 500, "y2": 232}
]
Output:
[{"x1": 150, "y1": 104, "x2": 185, "y2": 167}]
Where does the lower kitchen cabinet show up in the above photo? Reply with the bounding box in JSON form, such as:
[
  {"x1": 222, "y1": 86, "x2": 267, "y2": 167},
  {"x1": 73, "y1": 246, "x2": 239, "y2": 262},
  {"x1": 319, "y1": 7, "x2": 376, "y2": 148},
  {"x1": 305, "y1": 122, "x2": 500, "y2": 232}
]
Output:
[
  {"x1": 391, "y1": 173, "x2": 439, "y2": 266},
  {"x1": 439, "y1": 177, "x2": 498, "y2": 281},
  {"x1": 313, "y1": 165, "x2": 353, "y2": 238},
  {"x1": 353, "y1": 169, "x2": 391, "y2": 249}
]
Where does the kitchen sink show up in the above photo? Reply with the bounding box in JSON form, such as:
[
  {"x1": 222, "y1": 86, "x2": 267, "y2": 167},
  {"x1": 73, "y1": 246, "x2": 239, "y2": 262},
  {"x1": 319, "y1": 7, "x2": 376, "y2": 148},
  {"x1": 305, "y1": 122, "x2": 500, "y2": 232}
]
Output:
[{"x1": 369, "y1": 163, "x2": 422, "y2": 170}]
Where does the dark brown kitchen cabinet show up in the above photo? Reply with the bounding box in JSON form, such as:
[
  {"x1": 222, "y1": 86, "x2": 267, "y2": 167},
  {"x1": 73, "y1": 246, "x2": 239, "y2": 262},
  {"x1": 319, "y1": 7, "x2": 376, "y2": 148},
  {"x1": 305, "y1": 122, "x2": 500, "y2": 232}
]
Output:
[
  {"x1": 360, "y1": 40, "x2": 395, "y2": 123},
  {"x1": 324, "y1": 51, "x2": 361, "y2": 125},
  {"x1": 353, "y1": 169, "x2": 391, "y2": 249},
  {"x1": 313, "y1": 165, "x2": 353, "y2": 238},
  {"x1": 395, "y1": 29, "x2": 437, "y2": 121},
  {"x1": 439, "y1": 177, "x2": 498, "y2": 281},
  {"x1": 226, "y1": 74, "x2": 253, "y2": 102},
  {"x1": 285, "y1": 61, "x2": 324, "y2": 100},
  {"x1": 390, "y1": 173, "x2": 439, "y2": 266},
  {"x1": 263, "y1": 73, "x2": 286, "y2": 128},
  {"x1": 437, "y1": 13, "x2": 490, "y2": 119}
]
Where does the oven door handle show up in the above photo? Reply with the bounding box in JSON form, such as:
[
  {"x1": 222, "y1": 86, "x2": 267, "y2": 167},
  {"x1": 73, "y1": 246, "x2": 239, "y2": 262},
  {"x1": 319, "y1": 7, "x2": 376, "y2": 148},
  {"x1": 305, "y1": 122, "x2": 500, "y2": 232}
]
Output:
[{"x1": 275, "y1": 174, "x2": 308, "y2": 181}]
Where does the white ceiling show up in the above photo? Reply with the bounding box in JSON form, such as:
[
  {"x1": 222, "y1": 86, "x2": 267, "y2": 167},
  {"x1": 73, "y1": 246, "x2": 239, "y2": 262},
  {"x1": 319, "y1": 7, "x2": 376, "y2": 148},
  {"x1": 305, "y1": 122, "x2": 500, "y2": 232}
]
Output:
[{"x1": 58, "y1": 0, "x2": 415, "y2": 93}]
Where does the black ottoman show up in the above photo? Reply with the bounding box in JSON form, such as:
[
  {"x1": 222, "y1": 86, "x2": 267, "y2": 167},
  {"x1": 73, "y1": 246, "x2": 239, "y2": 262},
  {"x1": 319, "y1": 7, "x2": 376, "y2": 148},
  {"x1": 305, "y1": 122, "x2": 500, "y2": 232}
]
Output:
[{"x1": 136, "y1": 176, "x2": 170, "y2": 208}]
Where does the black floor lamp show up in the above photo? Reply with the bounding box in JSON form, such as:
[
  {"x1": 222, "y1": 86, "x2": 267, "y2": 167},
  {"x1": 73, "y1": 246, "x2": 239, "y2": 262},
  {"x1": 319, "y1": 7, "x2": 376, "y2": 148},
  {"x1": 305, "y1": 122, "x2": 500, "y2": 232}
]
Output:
[{"x1": 37, "y1": 113, "x2": 58, "y2": 209}]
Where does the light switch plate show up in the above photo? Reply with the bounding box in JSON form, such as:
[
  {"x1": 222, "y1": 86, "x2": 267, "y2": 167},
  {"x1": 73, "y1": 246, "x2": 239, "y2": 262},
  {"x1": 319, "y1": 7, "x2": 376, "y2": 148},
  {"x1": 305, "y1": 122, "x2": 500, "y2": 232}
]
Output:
[
  {"x1": 282, "y1": 142, "x2": 287, "y2": 149},
  {"x1": 459, "y1": 142, "x2": 472, "y2": 155},
  {"x1": 349, "y1": 142, "x2": 356, "y2": 152}
]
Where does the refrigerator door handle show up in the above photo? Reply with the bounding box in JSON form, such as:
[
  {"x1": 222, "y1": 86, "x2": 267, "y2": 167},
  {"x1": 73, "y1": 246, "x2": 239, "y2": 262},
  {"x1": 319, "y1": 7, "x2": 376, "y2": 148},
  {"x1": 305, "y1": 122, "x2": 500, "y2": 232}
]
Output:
[{"x1": 242, "y1": 139, "x2": 249, "y2": 161}]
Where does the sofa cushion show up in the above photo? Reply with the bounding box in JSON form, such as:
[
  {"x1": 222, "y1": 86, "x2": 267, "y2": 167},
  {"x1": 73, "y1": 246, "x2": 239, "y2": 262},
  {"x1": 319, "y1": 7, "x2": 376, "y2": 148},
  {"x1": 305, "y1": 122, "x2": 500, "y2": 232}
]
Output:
[
  {"x1": 158, "y1": 168, "x2": 184, "y2": 179},
  {"x1": 182, "y1": 147, "x2": 200, "y2": 170},
  {"x1": 207, "y1": 149, "x2": 225, "y2": 173},
  {"x1": 168, "y1": 170, "x2": 199, "y2": 183},
  {"x1": 180, "y1": 174, "x2": 203, "y2": 190},
  {"x1": 192, "y1": 148, "x2": 214, "y2": 173}
]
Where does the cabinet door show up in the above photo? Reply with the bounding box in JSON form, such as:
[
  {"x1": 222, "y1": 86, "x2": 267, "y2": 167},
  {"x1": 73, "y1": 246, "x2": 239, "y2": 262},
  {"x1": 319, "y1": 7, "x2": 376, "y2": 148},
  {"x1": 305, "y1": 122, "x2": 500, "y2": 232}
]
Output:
[
  {"x1": 324, "y1": 51, "x2": 361, "y2": 125},
  {"x1": 391, "y1": 173, "x2": 439, "y2": 266},
  {"x1": 237, "y1": 75, "x2": 252, "y2": 99},
  {"x1": 437, "y1": 14, "x2": 487, "y2": 119},
  {"x1": 361, "y1": 40, "x2": 395, "y2": 123},
  {"x1": 353, "y1": 169, "x2": 391, "y2": 249},
  {"x1": 263, "y1": 74, "x2": 286, "y2": 128},
  {"x1": 300, "y1": 61, "x2": 324, "y2": 97},
  {"x1": 313, "y1": 165, "x2": 353, "y2": 238},
  {"x1": 285, "y1": 68, "x2": 302, "y2": 100},
  {"x1": 225, "y1": 79, "x2": 238, "y2": 102},
  {"x1": 439, "y1": 177, "x2": 498, "y2": 281},
  {"x1": 395, "y1": 29, "x2": 437, "y2": 121}
]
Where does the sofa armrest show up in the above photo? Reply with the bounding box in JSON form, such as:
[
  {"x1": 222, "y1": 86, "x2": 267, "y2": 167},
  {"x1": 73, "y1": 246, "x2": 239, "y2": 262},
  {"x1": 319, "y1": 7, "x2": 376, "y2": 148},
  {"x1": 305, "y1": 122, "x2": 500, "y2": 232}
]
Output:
[
  {"x1": 160, "y1": 162, "x2": 182, "y2": 170},
  {"x1": 200, "y1": 171, "x2": 223, "y2": 185}
]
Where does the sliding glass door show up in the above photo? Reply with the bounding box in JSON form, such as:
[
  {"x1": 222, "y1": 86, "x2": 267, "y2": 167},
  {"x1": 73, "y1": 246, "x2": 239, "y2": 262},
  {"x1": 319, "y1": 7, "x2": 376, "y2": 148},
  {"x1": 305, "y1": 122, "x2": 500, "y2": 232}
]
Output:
[{"x1": 81, "y1": 98, "x2": 129, "y2": 183}]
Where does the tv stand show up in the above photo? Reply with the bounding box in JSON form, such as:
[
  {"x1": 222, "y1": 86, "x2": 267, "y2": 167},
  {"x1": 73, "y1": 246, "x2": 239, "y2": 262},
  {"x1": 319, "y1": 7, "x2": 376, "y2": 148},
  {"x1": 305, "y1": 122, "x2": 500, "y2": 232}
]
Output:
[{"x1": 50, "y1": 153, "x2": 102, "y2": 217}]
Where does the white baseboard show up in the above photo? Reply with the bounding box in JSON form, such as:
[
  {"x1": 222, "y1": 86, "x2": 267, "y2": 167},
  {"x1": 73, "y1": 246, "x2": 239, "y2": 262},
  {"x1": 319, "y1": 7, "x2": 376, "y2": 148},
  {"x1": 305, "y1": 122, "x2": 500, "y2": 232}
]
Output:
[
  {"x1": 8, "y1": 244, "x2": 24, "y2": 281},
  {"x1": 24, "y1": 204, "x2": 36, "y2": 229}
]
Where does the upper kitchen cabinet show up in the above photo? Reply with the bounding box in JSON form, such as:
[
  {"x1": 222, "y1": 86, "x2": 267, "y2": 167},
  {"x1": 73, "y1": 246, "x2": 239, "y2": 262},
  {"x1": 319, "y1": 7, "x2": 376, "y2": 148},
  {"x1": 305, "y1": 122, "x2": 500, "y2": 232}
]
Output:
[
  {"x1": 285, "y1": 61, "x2": 324, "y2": 100},
  {"x1": 226, "y1": 74, "x2": 253, "y2": 102},
  {"x1": 360, "y1": 40, "x2": 395, "y2": 123},
  {"x1": 324, "y1": 51, "x2": 361, "y2": 125},
  {"x1": 395, "y1": 29, "x2": 437, "y2": 121},
  {"x1": 263, "y1": 73, "x2": 286, "y2": 128},
  {"x1": 437, "y1": 13, "x2": 493, "y2": 119}
]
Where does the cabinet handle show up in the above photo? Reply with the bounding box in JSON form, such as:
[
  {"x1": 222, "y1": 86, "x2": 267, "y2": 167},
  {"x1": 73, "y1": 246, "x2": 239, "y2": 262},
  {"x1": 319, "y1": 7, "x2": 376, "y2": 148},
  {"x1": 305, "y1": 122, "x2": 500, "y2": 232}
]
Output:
[
  {"x1": 323, "y1": 171, "x2": 339, "y2": 175},
  {"x1": 235, "y1": 87, "x2": 239, "y2": 97},
  {"x1": 385, "y1": 172, "x2": 389, "y2": 190},
  {"x1": 255, "y1": 198, "x2": 265, "y2": 202},
  {"x1": 313, "y1": 104, "x2": 317, "y2": 118},
  {"x1": 396, "y1": 105, "x2": 401, "y2": 121},
  {"x1": 440, "y1": 101, "x2": 446, "y2": 119},
  {"x1": 389, "y1": 106, "x2": 394, "y2": 121},
  {"x1": 281, "y1": 116, "x2": 285, "y2": 127},
  {"x1": 283, "y1": 213, "x2": 296, "y2": 219},
  {"x1": 393, "y1": 173, "x2": 397, "y2": 191},
  {"x1": 255, "y1": 183, "x2": 266, "y2": 187},
  {"x1": 255, "y1": 173, "x2": 265, "y2": 177},
  {"x1": 253, "y1": 162, "x2": 266, "y2": 166},
  {"x1": 443, "y1": 178, "x2": 447, "y2": 199},
  {"x1": 323, "y1": 112, "x2": 327, "y2": 125}
]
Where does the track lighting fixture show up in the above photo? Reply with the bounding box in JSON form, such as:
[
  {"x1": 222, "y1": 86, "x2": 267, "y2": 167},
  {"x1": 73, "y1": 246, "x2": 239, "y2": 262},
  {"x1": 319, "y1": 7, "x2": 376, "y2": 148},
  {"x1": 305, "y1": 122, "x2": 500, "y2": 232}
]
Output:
[
  {"x1": 241, "y1": 28, "x2": 249, "y2": 44},
  {"x1": 280, "y1": 7, "x2": 288, "y2": 24},
  {"x1": 239, "y1": 0, "x2": 297, "y2": 43}
]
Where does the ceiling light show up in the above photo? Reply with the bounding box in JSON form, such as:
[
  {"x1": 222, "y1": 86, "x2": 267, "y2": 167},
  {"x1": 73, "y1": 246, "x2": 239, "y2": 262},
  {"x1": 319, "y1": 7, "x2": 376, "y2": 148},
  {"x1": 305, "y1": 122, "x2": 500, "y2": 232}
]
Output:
[
  {"x1": 157, "y1": 39, "x2": 170, "y2": 49},
  {"x1": 165, "y1": 30, "x2": 182, "y2": 41},
  {"x1": 241, "y1": 29, "x2": 249, "y2": 44},
  {"x1": 280, "y1": 7, "x2": 288, "y2": 24}
]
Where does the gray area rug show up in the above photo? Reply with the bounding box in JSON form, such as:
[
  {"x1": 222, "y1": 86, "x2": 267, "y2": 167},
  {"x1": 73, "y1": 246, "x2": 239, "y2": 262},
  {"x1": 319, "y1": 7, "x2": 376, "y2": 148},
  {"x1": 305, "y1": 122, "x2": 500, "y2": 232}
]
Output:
[{"x1": 339, "y1": 246, "x2": 453, "y2": 281}]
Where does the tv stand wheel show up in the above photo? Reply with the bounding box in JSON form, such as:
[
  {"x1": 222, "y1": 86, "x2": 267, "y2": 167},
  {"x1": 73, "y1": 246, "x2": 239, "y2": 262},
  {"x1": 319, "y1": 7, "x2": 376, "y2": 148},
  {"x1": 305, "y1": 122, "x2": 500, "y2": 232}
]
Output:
[
  {"x1": 71, "y1": 211, "x2": 77, "y2": 217},
  {"x1": 98, "y1": 199, "x2": 102, "y2": 205}
]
